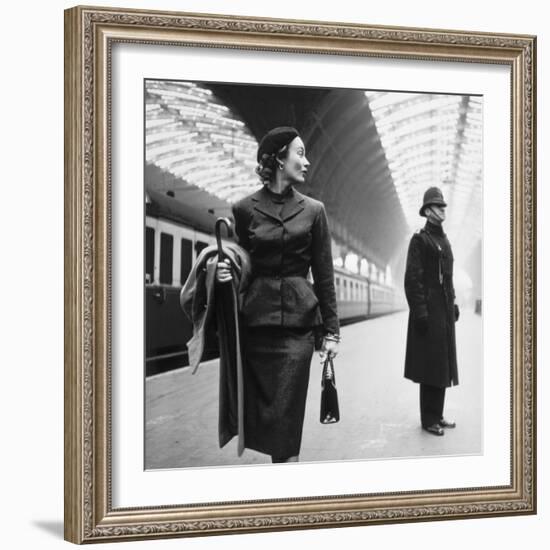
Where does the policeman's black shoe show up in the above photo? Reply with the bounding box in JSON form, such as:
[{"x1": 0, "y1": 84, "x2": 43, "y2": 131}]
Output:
[
  {"x1": 423, "y1": 424, "x2": 444, "y2": 436},
  {"x1": 438, "y1": 418, "x2": 456, "y2": 429}
]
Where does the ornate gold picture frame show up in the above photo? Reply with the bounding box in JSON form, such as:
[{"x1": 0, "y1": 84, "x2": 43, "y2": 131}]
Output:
[{"x1": 64, "y1": 5, "x2": 536, "y2": 544}]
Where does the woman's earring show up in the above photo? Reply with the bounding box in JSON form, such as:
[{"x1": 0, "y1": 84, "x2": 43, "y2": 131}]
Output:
[{"x1": 278, "y1": 163, "x2": 283, "y2": 170}]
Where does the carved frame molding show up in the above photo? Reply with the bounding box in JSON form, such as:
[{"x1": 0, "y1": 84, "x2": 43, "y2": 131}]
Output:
[{"x1": 64, "y1": 5, "x2": 536, "y2": 543}]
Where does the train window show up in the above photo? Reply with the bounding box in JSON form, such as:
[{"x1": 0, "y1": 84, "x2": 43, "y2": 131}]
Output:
[
  {"x1": 145, "y1": 227, "x2": 155, "y2": 284},
  {"x1": 159, "y1": 232, "x2": 174, "y2": 285},
  {"x1": 180, "y1": 238, "x2": 193, "y2": 285},
  {"x1": 195, "y1": 240, "x2": 208, "y2": 258}
]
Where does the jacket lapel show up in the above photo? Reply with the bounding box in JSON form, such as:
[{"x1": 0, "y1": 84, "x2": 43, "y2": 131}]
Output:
[
  {"x1": 251, "y1": 186, "x2": 306, "y2": 222},
  {"x1": 281, "y1": 189, "x2": 305, "y2": 221},
  {"x1": 252, "y1": 188, "x2": 282, "y2": 222}
]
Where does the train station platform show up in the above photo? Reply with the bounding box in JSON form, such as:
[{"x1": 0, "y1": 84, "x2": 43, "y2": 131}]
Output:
[{"x1": 145, "y1": 310, "x2": 482, "y2": 469}]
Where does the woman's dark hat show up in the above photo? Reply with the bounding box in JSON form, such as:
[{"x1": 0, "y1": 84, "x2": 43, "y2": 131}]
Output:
[
  {"x1": 257, "y1": 126, "x2": 300, "y2": 162},
  {"x1": 420, "y1": 186, "x2": 447, "y2": 216}
]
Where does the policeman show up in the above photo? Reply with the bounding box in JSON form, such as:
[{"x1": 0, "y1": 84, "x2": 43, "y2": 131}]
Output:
[{"x1": 404, "y1": 187, "x2": 459, "y2": 436}]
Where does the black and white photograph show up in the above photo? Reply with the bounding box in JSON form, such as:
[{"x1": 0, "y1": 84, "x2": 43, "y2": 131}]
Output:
[
  {"x1": 60, "y1": 2, "x2": 537, "y2": 544},
  {"x1": 144, "y1": 80, "x2": 483, "y2": 469}
]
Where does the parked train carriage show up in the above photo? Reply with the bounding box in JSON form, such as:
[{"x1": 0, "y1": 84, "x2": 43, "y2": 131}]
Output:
[
  {"x1": 145, "y1": 190, "x2": 223, "y2": 375},
  {"x1": 334, "y1": 267, "x2": 398, "y2": 323},
  {"x1": 145, "y1": 191, "x2": 400, "y2": 375},
  {"x1": 369, "y1": 281, "x2": 398, "y2": 317},
  {"x1": 334, "y1": 268, "x2": 369, "y2": 321},
  {"x1": 145, "y1": 217, "x2": 216, "y2": 373}
]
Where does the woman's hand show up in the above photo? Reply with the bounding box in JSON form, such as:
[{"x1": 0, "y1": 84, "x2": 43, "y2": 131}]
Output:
[
  {"x1": 321, "y1": 338, "x2": 339, "y2": 359},
  {"x1": 215, "y1": 259, "x2": 232, "y2": 283}
]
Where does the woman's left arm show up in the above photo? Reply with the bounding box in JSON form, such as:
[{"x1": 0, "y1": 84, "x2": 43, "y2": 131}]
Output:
[{"x1": 311, "y1": 203, "x2": 340, "y2": 341}]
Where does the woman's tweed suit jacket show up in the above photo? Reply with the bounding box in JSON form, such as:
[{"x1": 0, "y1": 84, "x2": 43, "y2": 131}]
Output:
[{"x1": 232, "y1": 185, "x2": 339, "y2": 336}]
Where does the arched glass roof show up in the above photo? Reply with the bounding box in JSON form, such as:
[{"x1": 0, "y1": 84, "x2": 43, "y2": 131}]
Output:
[
  {"x1": 146, "y1": 81, "x2": 259, "y2": 203},
  {"x1": 145, "y1": 81, "x2": 482, "y2": 274},
  {"x1": 365, "y1": 91, "x2": 482, "y2": 262}
]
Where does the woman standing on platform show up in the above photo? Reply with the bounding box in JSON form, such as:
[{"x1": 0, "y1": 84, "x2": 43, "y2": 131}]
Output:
[{"x1": 216, "y1": 126, "x2": 340, "y2": 463}]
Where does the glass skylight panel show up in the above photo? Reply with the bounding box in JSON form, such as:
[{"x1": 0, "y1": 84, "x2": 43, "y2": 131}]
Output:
[
  {"x1": 365, "y1": 90, "x2": 482, "y2": 262},
  {"x1": 146, "y1": 81, "x2": 259, "y2": 202}
]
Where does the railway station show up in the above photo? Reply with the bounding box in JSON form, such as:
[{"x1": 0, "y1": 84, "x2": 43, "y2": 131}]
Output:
[{"x1": 144, "y1": 80, "x2": 483, "y2": 467}]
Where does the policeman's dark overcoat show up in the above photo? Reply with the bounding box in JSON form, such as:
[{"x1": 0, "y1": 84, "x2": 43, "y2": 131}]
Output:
[{"x1": 404, "y1": 222, "x2": 458, "y2": 387}]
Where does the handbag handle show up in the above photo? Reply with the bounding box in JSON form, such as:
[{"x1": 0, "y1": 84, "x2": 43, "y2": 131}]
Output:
[
  {"x1": 320, "y1": 355, "x2": 339, "y2": 424},
  {"x1": 322, "y1": 356, "x2": 335, "y2": 383}
]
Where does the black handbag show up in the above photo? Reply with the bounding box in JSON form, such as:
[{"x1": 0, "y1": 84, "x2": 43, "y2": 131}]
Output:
[{"x1": 320, "y1": 356, "x2": 340, "y2": 424}]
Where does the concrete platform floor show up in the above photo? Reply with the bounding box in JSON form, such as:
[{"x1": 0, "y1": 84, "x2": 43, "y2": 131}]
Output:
[{"x1": 145, "y1": 310, "x2": 482, "y2": 469}]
